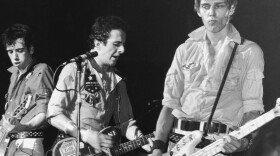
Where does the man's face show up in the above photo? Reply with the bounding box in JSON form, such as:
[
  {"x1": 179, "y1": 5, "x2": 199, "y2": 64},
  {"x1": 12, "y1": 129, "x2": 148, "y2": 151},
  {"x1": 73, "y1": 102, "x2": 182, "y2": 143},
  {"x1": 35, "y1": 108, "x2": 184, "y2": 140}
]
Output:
[
  {"x1": 96, "y1": 29, "x2": 126, "y2": 67},
  {"x1": 6, "y1": 38, "x2": 33, "y2": 70},
  {"x1": 197, "y1": 0, "x2": 233, "y2": 33}
]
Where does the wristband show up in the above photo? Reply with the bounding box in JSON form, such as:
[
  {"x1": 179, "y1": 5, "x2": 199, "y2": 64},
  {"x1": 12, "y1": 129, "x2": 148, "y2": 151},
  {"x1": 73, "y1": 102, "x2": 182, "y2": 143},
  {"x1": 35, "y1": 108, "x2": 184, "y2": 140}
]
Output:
[{"x1": 152, "y1": 140, "x2": 166, "y2": 152}]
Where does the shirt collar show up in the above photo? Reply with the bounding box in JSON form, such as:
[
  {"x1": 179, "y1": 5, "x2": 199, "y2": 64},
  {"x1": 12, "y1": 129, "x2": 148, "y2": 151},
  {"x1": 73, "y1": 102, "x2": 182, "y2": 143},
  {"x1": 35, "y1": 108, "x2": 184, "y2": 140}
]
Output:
[
  {"x1": 188, "y1": 23, "x2": 242, "y2": 45},
  {"x1": 7, "y1": 58, "x2": 36, "y2": 75},
  {"x1": 87, "y1": 58, "x2": 122, "y2": 83}
]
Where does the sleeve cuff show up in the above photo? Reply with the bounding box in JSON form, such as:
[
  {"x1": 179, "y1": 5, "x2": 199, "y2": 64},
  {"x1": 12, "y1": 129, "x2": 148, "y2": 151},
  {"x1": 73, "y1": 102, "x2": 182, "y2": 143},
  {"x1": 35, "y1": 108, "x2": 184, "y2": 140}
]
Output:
[{"x1": 243, "y1": 100, "x2": 264, "y2": 113}]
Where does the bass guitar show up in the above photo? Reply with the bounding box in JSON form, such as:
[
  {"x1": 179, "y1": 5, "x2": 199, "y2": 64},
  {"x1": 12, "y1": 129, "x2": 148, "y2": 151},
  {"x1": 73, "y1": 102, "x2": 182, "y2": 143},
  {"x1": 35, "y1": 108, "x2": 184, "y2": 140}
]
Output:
[
  {"x1": 52, "y1": 126, "x2": 154, "y2": 156},
  {"x1": 0, "y1": 95, "x2": 33, "y2": 156},
  {"x1": 170, "y1": 102, "x2": 280, "y2": 156}
]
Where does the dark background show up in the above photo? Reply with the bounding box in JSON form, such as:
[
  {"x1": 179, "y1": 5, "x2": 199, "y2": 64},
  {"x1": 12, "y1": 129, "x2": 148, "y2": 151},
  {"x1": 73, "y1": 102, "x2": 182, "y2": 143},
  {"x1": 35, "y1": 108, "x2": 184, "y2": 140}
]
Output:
[{"x1": 0, "y1": 0, "x2": 280, "y2": 139}]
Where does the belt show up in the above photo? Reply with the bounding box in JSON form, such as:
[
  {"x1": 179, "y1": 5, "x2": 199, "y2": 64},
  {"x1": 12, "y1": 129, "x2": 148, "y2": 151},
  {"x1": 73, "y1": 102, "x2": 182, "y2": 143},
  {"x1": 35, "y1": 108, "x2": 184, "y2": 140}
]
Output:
[
  {"x1": 173, "y1": 119, "x2": 229, "y2": 134},
  {"x1": 8, "y1": 130, "x2": 45, "y2": 139}
]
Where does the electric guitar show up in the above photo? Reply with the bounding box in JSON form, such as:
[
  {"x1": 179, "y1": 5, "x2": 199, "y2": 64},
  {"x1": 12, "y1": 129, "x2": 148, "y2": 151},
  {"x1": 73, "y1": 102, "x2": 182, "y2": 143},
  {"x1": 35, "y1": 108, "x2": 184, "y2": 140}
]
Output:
[
  {"x1": 0, "y1": 95, "x2": 33, "y2": 156},
  {"x1": 170, "y1": 102, "x2": 280, "y2": 156},
  {"x1": 52, "y1": 126, "x2": 154, "y2": 156}
]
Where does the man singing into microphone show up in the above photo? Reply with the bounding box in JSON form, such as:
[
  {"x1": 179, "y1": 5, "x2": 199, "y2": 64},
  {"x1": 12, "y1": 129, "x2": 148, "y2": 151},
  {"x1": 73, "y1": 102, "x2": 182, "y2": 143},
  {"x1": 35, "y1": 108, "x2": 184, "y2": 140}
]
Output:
[{"x1": 47, "y1": 16, "x2": 152, "y2": 155}]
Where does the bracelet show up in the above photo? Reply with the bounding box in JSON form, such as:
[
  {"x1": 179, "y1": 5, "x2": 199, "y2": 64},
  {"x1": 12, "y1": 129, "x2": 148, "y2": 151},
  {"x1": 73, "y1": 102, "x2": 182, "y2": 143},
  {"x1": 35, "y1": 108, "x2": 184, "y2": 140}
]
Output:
[{"x1": 152, "y1": 140, "x2": 166, "y2": 152}]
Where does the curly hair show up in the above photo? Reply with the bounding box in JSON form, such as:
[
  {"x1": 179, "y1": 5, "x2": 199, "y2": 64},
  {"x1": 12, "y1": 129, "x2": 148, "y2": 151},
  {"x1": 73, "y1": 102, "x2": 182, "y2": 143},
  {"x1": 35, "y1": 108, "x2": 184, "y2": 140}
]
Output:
[
  {"x1": 88, "y1": 16, "x2": 128, "y2": 49},
  {"x1": 1, "y1": 24, "x2": 34, "y2": 51},
  {"x1": 194, "y1": 0, "x2": 238, "y2": 12}
]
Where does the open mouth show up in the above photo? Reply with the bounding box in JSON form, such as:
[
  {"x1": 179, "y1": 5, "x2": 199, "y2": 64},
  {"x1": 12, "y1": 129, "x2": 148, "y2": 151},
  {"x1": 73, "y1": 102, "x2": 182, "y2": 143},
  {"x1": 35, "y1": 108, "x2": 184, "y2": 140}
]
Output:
[{"x1": 112, "y1": 56, "x2": 119, "y2": 59}]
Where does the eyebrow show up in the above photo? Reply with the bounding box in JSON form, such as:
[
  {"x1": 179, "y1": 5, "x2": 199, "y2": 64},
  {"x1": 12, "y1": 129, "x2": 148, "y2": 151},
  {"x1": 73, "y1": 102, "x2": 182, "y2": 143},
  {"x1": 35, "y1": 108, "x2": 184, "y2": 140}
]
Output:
[
  {"x1": 201, "y1": 2, "x2": 226, "y2": 5},
  {"x1": 6, "y1": 47, "x2": 24, "y2": 51},
  {"x1": 114, "y1": 41, "x2": 125, "y2": 44}
]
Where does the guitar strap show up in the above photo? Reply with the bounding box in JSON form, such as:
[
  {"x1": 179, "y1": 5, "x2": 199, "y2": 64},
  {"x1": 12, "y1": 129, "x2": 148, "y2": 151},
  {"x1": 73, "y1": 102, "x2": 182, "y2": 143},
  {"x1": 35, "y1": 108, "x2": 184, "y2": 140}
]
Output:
[
  {"x1": 114, "y1": 82, "x2": 121, "y2": 127},
  {"x1": 204, "y1": 38, "x2": 244, "y2": 136}
]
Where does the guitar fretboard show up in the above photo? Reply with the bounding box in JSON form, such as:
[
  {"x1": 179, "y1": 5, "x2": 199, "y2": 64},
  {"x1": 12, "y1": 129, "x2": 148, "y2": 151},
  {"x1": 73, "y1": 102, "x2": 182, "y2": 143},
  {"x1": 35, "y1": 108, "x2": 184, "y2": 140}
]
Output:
[
  {"x1": 110, "y1": 133, "x2": 154, "y2": 156},
  {"x1": 190, "y1": 108, "x2": 279, "y2": 156}
]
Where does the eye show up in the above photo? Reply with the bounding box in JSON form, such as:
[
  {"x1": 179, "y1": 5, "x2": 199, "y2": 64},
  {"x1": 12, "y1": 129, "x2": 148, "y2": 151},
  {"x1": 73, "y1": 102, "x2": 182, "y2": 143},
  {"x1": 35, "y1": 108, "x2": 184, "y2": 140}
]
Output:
[
  {"x1": 16, "y1": 48, "x2": 24, "y2": 53},
  {"x1": 7, "y1": 50, "x2": 13, "y2": 54},
  {"x1": 114, "y1": 43, "x2": 120, "y2": 47},
  {"x1": 201, "y1": 4, "x2": 210, "y2": 10},
  {"x1": 215, "y1": 4, "x2": 226, "y2": 9},
  {"x1": 113, "y1": 42, "x2": 124, "y2": 47}
]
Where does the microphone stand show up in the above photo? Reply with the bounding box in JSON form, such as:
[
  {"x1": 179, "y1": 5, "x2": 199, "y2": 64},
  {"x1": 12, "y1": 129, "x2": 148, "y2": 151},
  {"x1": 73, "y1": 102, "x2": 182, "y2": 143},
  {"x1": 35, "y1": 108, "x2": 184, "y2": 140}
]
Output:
[{"x1": 76, "y1": 61, "x2": 82, "y2": 156}]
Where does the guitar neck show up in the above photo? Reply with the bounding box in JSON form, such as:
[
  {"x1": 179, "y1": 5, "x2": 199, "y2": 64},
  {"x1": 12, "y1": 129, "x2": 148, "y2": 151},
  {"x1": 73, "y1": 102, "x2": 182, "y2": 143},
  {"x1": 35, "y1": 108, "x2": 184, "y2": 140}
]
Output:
[
  {"x1": 191, "y1": 108, "x2": 278, "y2": 156},
  {"x1": 110, "y1": 133, "x2": 154, "y2": 156}
]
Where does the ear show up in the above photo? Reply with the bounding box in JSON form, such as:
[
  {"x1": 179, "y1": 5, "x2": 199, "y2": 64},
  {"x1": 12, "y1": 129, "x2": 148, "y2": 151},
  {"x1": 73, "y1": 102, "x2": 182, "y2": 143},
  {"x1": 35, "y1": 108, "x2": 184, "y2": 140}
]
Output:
[
  {"x1": 228, "y1": 5, "x2": 236, "y2": 16},
  {"x1": 197, "y1": 11, "x2": 202, "y2": 17},
  {"x1": 29, "y1": 46, "x2": 34, "y2": 55},
  {"x1": 94, "y1": 40, "x2": 102, "y2": 50}
]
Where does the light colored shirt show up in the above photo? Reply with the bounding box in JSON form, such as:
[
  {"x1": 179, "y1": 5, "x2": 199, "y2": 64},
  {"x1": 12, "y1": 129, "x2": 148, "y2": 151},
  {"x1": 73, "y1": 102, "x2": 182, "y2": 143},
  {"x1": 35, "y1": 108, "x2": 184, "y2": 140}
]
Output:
[
  {"x1": 163, "y1": 24, "x2": 264, "y2": 127},
  {"x1": 47, "y1": 59, "x2": 135, "y2": 136},
  {"x1": 4, "y1": 60, "x2": 53, "y2": 128}
]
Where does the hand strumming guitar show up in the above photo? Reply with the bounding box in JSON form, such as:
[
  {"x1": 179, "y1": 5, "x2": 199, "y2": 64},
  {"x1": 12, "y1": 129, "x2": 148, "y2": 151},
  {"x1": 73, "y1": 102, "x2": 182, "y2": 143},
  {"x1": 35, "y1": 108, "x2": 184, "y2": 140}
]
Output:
[{"x1": 80, "y1": 129, "x2": 114, "y2": 152}]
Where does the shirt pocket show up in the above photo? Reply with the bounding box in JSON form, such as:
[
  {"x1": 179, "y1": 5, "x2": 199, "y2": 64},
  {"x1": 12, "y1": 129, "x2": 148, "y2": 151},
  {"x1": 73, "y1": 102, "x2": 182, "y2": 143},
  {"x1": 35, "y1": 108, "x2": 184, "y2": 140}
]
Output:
[
  {"x1": 81, "y1": 89, "x2": 103, "y2": 109},
  {"x1": 182, "y1": 62, "x2": 200, "y2": 83},
  {"x1": 224, "y1": 65, "x2": 241, "y2": 89}
]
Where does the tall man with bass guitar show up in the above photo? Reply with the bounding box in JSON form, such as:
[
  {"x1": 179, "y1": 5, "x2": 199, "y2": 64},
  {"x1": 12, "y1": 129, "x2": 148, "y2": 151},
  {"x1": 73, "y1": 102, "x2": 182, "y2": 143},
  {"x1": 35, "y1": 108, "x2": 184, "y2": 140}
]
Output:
[
  {"x1": 152, "y1": 0, "x2": 265, "y2": 156},
  {"x1": 0, "y1": 24, "x2": 54, "y2": 156},
  {"x1": 47, "y1": 16, "x2": 153, "y2": 156}
]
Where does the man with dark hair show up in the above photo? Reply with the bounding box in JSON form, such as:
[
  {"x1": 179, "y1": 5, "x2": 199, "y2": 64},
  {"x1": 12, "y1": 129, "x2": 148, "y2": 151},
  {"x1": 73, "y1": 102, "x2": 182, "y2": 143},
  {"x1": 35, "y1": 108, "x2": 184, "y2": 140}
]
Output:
[
  {"x1": 0, "y1": 24, "x2": 54, "y2": 155},
  {"x1": 47, "y1": 16, "x2": 152, "y2": 155},
  {"x1": 152, "y1": 0, "x2": 264, "y2": 156}
]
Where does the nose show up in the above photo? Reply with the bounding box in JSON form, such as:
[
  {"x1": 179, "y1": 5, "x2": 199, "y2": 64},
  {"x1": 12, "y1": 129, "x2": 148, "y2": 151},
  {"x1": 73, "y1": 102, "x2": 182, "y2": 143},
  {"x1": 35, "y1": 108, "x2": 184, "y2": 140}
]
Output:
[
  {"x1": 209, "y1": 6, "x2": 216, "y2": 16},
  {"x1": 118, "y1": 45, "x2": 125, "y2": 54},
  {"x1": 12, "y1": 51, "x2": 19, "y2": 60}
]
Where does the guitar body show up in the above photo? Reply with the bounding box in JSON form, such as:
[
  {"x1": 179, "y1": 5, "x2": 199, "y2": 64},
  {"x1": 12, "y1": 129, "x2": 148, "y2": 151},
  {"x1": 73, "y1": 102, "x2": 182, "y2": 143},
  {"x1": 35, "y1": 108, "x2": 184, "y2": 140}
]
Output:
[
  {"x1": 52, "y1": 137, "x2": 100, "y2": 156},
  {"x1": 52, "y1": 126, "x2": 154, "y2": 156},
  {"x1": 170, "y1": 130, "x2": 203, "y2": 156},
  {"x1": 0, "y1": 95, "x2": 32, "y2": 156},
  {"x1": 52, "y1": 126, "x2": 121, "y2": 156},
  {"x1": 169, "y1": 102, "x2": 280, "y2": 156},
  {"x1": 147, "y1": 131, "x2": 203, "y2": 156}
]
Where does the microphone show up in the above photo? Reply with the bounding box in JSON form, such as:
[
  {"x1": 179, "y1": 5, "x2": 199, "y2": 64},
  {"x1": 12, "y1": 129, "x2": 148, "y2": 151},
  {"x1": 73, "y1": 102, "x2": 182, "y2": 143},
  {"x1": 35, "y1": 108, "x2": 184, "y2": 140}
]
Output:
[{"x1": 62, "y1": 51, "x2": 98, "y2": 65}]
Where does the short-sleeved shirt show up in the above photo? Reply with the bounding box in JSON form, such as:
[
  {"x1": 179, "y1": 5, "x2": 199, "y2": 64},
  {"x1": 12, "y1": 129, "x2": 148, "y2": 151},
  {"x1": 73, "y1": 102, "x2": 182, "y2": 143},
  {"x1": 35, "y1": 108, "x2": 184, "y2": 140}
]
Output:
[
  {"x1": 3, "y1": 60, "x2": 54, "y2": 130},
  {"x1": 47, "y1": 59, "x2": 135, "y2": 135},
  {"x1": 163, "y1": 24, "x2": 264, "y2": 127}
]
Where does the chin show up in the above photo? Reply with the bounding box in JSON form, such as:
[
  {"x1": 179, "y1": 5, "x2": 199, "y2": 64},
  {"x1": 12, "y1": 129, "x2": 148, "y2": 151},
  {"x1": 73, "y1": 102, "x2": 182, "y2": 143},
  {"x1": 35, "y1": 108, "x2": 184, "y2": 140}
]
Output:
[{"x1": 110, "y1": 63, "x2": 117, "y2": 67}]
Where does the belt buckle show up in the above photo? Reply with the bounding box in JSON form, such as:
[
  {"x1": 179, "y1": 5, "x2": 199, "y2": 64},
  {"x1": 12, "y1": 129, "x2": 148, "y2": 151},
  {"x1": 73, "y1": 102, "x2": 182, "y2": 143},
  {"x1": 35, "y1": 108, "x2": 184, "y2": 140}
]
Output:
[
  {"x1": 18, "y1": 132, "x2": 28, "y2": 139},
  {"x1": 204, "y1": 122, "x2": 220, "y2": 135}
]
